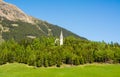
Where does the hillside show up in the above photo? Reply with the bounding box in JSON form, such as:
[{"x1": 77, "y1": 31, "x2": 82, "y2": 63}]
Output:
[{"x1": 0, "y1": 0, "x2": 86, "y2": 42}]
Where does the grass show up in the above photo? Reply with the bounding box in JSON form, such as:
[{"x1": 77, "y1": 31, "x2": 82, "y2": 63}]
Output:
[{"x1": 0, "y1": 63, "x2": 120, "y2": 77}]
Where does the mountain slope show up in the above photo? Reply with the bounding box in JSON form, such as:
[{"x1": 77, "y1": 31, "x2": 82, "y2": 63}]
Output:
[{"x1": 0, "y1": 1, "x2": 86, "y2": 41}]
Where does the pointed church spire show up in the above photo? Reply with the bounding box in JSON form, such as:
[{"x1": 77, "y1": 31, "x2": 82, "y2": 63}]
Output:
[{"x1": 60, "y1": 30, "x2": 63, "y2": 46}]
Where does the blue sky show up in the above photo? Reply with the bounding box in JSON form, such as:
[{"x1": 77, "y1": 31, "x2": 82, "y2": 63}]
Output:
[{"x1": 4, "y1": 0, "x2": 120, "y2": 43}]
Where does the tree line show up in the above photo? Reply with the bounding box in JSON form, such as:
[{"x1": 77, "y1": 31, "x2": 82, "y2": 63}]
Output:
[{"x1": 0, "y1": 36, "x2": 120, "y2": 67}]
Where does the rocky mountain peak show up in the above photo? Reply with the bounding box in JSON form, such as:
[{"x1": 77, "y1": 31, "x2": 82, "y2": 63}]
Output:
[
  {"x1": 0, "y1": 1, "x2": 34, "y2": 23},
  {"x1": 0, "y1": 1, "x2": 85, "y2": 42}
]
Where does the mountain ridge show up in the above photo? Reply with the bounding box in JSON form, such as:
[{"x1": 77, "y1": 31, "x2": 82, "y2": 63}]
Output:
[
  {"x1": 0, "y1": 0, "x2": 35, "y2": 23},
  {"x1": 0, "y1": 1, "x2": 87, "y2": 42}
]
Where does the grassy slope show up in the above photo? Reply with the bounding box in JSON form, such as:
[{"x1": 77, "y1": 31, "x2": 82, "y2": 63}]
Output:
[
  {"x1": 0, "y1": 63, "x2": 120, "y2": 77},
  {"x1": 1, "y1": 17, "x2": 86, "y2": 41}
]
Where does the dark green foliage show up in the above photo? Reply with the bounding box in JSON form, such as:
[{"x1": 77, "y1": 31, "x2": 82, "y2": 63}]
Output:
[
  {"x1": 0, "y1": 36, "x2": 120, "y2": 67},
  {"x1": 0, "y1": 17, "x2": 86, "y2": 42}
]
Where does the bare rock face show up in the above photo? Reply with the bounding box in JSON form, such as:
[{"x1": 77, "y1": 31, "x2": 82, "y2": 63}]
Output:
[
  {"x1": 0, "y1": 1, "x2": 34, "y2": 23},
  {"x1": 0, "y1": 0, "x2": 84, "y2": 42}
]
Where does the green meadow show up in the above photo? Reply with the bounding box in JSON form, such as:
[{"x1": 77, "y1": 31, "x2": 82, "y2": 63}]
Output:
[{"x1": 0, "y1": 63, "x2": 120, "y2": 77}]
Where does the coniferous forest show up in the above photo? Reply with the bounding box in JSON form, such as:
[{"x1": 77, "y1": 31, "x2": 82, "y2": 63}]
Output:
[{"x1": 0, "y1": 36, "x2": 120, "y2": 67}]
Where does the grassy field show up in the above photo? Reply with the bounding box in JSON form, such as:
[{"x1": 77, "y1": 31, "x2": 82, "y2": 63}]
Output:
[{"x1": 0, "y1": 63, "x2": 120, "y2": 77}]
